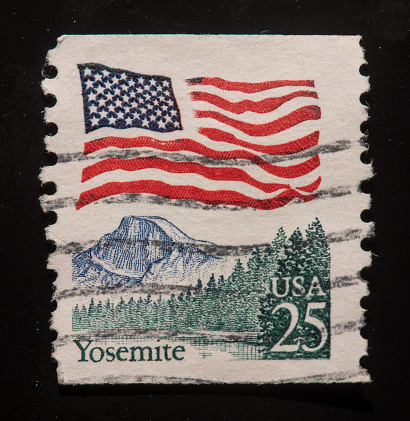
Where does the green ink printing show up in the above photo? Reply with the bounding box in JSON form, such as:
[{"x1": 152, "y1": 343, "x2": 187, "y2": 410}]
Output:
[{"x1": 73, "y1": 218, "x2": 330, "y2": 360}]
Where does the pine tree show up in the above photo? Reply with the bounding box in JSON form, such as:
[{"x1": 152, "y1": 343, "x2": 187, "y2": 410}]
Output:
[
  {"x1": 218, "y1": 275, "x2": 225, "y2": 286},
  {"x1": 80, "y1": 304, "x2": 89, "y2": 329},
  {"x1": 115, "y1": 297, "x2": 126, "y2": 328},
  {"x1": 247, "y1": 245, "x2": 266, "y2": 292},
  {"x1": 88, "y1": 298, "x2": 97, "y2": 316},
  {"x1": 194, "y1": 278, "x2": 203, "y2": 294},
  {"x1": 207, "y1": 273, "x2": 217, "y2": 289},
  {"x1": 305, "y1": 218, "x2": 330, "y2": 281},
  {"x1": 73, "y1": 305, "x2": 80, "y2": 330}
]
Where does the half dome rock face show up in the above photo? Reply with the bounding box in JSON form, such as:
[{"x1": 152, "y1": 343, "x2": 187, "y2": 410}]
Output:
[
  {"x1": 72, "y1": 216, "x2": 223, "y2": 287},
  {"x1": 92, "y1": 216, "x2": 173, "y2": 277}
]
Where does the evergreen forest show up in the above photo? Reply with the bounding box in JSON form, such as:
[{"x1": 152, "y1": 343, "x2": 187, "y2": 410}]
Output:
[{"x1": 73, "y1": 218, "x2": 331, "y2": 347}]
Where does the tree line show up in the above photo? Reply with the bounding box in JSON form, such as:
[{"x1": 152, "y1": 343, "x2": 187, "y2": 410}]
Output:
[{"x1": 73, "y1": 218, "x2": 330, "y2": 338}]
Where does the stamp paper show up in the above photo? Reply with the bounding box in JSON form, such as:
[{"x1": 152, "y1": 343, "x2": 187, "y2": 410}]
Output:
[{"x1": 42, "y1": 35, "x2": 370, "y2": 384}]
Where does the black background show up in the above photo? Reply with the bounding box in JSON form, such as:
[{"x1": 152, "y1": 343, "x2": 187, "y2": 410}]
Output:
[{"x1": 1, "y1": 1, "x2": 409, "y2": 420}]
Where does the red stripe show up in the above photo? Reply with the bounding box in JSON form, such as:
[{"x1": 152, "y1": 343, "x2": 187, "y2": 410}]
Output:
[
  {"x1": 186, "y1": 77, "x2": 315, "y2": 93},
  {"x1": 198, "y1": 128, "x2": 319, "y2": 155},
  {"x1": 82, "y1": 157, "x2": 297, "y2": 192},
  {"x1": 194, "y1": 105, "x2": 321, "y2": 136},
  {"x1": 76, "y1": 180, "x2": 316, "y2": 210},
  {"x1": 296, "y1": 176, "x2": 321, "y2": 193},
  {"x1": 83, "y1": 137, "x2": 320, "y2": 178},
  {"x1": 190, "y1": 91, "x2": 318, "y2": 114}
]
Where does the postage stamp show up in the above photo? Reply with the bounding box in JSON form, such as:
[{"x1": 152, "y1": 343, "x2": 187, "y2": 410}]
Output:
[{"x1": 42, "y1": 35, "x2": 370, "y2": 384}]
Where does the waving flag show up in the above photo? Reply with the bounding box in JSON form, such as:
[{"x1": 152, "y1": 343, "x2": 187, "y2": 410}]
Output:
[{"x1": 76, "y1": 63, "x2": 321, "y2": 210}]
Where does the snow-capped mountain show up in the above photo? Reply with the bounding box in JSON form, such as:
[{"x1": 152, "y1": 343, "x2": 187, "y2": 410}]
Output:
[{"x1": 72, "y1": 216, "x2": 225, "y2": 287}]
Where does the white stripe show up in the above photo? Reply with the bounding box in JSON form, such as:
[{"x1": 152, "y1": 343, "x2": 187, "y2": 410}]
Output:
[{"x1": 81, "y1": 167, "x2": 320, "y2": 199}]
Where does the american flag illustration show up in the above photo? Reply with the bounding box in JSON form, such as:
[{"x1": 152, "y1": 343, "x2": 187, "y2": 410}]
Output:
[{"x1": 76, "y1": 63, "x2": 321, "y2": 210}]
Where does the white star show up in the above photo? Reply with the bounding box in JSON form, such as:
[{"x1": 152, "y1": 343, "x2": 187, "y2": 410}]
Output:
[
  {"x1": 162, "y1": 80, "x2": 169, "y2": 87},
  {"x1": 149, "y1": 114, "x2": 157, "y2": 121},
  {"x1": 89, "y1": 105, "x2": 98, "y2": 114},
  {"x1": 150, "y1": 79, "x2": 156, "y2": 86},
  {"x1": 117, "y1": 111, "x2": 125, "y2": 120},
  {"x1": 105, "y1": 91, "x2": 114, "y2": 101},
  {"x1": 141, "y1": 119, "x2": 149, "y2": 127},
  {"x1": 114, "y1": 99, "x2": 122, "y2": 107},
  {"x1": 128, "y1": 79, "x2": 135, "y2": 86},
  {"x1": 146, "y1": 103, "x2": 153, "y2": 110},
  {"x1": 158, "y1": 120, "x2": 166, "y2": 129},
  {"x1": 160, "y1": 104, "x2": 168, "y2": 111},
  {"x1": 152, "y1": 99, "x2": 159, "y2": 106},
  {"x1": 113, "y1": 87, "x2": 122, "y2": 96},
  {"x1": 158, "y1": 94, "x2": 165, "y2": 102},
  {"x1": 94, "y1": 74, "x2": 102, "y2": 82},
  {"x1": 88, "y1": 92, "x2": 97, "y2": 102},
  {"x1": 136, "y1": 87, "x2": 143, "y2": 94},
  {"x1": 173, "y1": 121, "x2": 180, "y2": 127},
  {"x1": 138, "y1": 77, "x2": 145, "y2": 85},
  {"x1": 101, "y1": 69, "x2": 110, "y2": 78},
  {"x1": 85, "y1": 79, "x2": 94, "y2": 89},
  {"x1": 125, "y1": 116, "x2": 133, "y2": 125},
  {"x1": 84, "y1": 68, "x2": 92, "y2": 76},
  {"x1": 108, "y1": 104, "x2": 116, "y2": 112},
  {"x1": 164, "y1": 115, "x2": 172, "y2": 123},
  {"x1": 119, "y1": 73, "x2": 127, "y2": 80},
  {"x1": 155, "y1": 109, "x2": 162, "y2": 116},
  {"x1": 137, "y1": 97, "x2": 144, "y2": 103},
  {"x1": 140, "y1": 107, "x2": 147, "y2": 114},
  {"x1": 99, "y1": 110, "x2": 108, "y2": 119},
  {"x1": 95, "y1": 85, "x2": 105, "y2": 95},
  {"x1": 108, "y1": 116, "x2": 117, "y2": 125},
  {"x1": 98, "y1": 98, "x2": 106, "y2": 107},
  {"x1": 90, "y1": 116, "x2": 100, "y2": 126},
  {"x1": 169, "y1": 109, "x2": 177, "y2": 116}
]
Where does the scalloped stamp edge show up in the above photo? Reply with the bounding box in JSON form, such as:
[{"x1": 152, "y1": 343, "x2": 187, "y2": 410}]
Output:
[{"x1": 41, "y1": 35, "x2": 371, "y2": 384}]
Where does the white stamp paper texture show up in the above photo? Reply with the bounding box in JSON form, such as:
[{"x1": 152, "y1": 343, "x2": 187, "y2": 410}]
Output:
[{"x1": 42, "y1": 35, "x2": 370, "y2": 384}]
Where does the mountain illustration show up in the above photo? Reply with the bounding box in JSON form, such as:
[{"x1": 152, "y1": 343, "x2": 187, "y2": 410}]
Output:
[{"x1": 72, "y1": 216, "x2": 225, "y2": 287}]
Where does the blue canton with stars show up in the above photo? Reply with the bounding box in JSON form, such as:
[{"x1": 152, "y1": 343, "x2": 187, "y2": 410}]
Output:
[{"x1": 78, "y1": 63, "x2": 183, "y2": 134}]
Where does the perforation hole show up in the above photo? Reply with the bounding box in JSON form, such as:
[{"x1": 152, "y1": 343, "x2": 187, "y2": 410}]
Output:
[
  {"x1": 360, "y1": 179, "x2": 374, "y2": 194},
  {"x1": 41, "y1": 182, "x2": 57, "y2": 195},
  {"x1": 44, "y1": 93, "x2": 57, "y2": 108},
  {"x1": 359, "y1": 64, "x2": 369, "y2": 77},
  {"x1": 361, "y1": 209, "x2": 373, "y2": 222},
  {"x1": 42, "y1": 65, "x2": 58, "y2": 79},
  {"x1": 45, "y1": 122, "x2": 58, "y2": 136},
  {"x1": 47, "y1": 269, "x2": 57, "y2": 282},
  {"x1": 360, "y1": 266, "x2": 374, "y2": 282},
  {"x1": 360, "y1": 92, "x2": 370, "y2": 106},
  {"x1": 359, "y1": 355, "x2": 370, "y2": 370},
  {"x1": 46, "y1": 240, "x2": 57, "y2": 253},
  {"x1": 360, "y1": 121, "x2": 369, "y2": 135},
  {"x1": 360, "y1": 324, "x2": 370, "y2": 339},
  {"x1": 45, "y1": 152, "x2": 58, "y2": 166},
  {"x1": 43, "y1": 211, "x2": 57, "y2": 226},
  {"x1": 360, "y1": 237, "x2": 375, "y2": 252},
  {"x1": 50, "y1": 329, "x2": 58, "y2": 342},
  {"x1": 360, "y1": 151, "x2": 371, "y2": 164},
  {"x1": 360, "y1": 295, "x2": 371, "y2": 310}
]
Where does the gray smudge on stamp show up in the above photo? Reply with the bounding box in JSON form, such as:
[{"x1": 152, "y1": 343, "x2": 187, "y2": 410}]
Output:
[
  {"x1": 53, "y1": 318, "x2": 362, "y2": 348},
  {"x1": 56, "y1": 226, "x2": 362, "y2": 257},
  {"x1": 42, "y1": 185, "x2": 352, "y2": 212},
  {"x1": 56, "y1": 139, "x2": 351, "y2": 166},
  {"x1": 331, "y1": 275, "x2": 361, "y2": 288}
]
